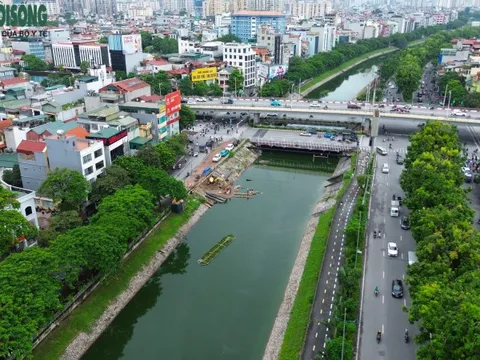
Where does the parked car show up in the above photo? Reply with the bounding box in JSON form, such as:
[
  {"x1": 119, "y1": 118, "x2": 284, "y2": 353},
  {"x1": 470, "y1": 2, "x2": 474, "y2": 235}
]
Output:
[
  {"x1": 225, "y1": 144, "x2": 235, "y2": 151},
  {"x1": 396, "y1": 156, "x2": 404, "y2": 165},
  {"x1": 187, "y1": 100, "x2": 197, "y2": 105},
  {"x1": 387, "y1": 242, "x2": 399, "y2": 257},
  {"x1": 392, "y1": 279, "x2": 404, "y2": 298},
  {"x1": 401, "y1": 216, "x2": 410, "y2": 230},
  {"x1": 220, "y1": 149, "x2": 229, "y2": 157},
  {"x1": 212, "y1": 153, "x2": 222, "y2": 162},
  {"x1": 347, "y1": 103, "x2": 361, "y2": 109}
]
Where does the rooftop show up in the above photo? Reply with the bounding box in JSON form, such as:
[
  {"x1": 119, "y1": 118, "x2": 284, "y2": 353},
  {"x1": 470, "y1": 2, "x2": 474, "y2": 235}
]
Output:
[
  {"x1": 103, "y1": 78, "x2": 149, "y2": 93},
  {"x1": 13, "y1": 114, "x2": 47, "y2": 124},
  {"x1": 148, "y1": 59, "x2": 169, "y2": 66},
  {"x1": 232, "y1": 10, "x2": 283, "y2": 16},
  {"x1": 0, "y1": 153, "x2": 18, "y2": 167},
  {"x1": 0, "y1": 78, "x2": 28, "y2": 87},
  {"x1": 87, "y1": 127, "x2": 123, "y2": 139},
  {"x1": 17, "y1": 140, "x2": 47, "y2": 154},
  {"x1": 80, "y1": 105, "x2": 120, "y2": 119},
  {"x1": 0, "y1": 119, "x2": 13, "y2": 130},
  {"x1": 0, "y1": 67, "x2": 16, "y2": 72},
  {"x1": 119, "y1": 101, "x2": 162, "y2": 111},
  {"x1": 29, "y1": 120, "x2": 79, "y2": 135}
]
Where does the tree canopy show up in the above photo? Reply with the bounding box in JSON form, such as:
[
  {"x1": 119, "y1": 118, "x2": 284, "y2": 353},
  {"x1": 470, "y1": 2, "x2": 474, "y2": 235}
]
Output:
[
  {"x1": 21, "y1": 54, "x2": 48, "y2": 71},
  {"x1": 180, "y1": 104, "x2": 196, "y2": 129}
]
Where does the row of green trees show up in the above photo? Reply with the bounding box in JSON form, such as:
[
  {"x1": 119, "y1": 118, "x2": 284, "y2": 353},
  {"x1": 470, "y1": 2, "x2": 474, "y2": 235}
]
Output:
[
  {"x1": 401, "y1": 121, "x2": 480, "y2": 359},
  {"x1": 0, "y1": 134, "x2": 190, "y2": 358},
  {"x1": 380, "y1": 26, "x2": 480, "y2": 101}
]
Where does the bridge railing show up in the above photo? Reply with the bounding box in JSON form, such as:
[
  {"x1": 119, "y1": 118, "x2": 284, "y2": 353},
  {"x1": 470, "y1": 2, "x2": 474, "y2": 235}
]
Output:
[{"x1": 251, "y1": 137, "x2": 357, "y2": 152}]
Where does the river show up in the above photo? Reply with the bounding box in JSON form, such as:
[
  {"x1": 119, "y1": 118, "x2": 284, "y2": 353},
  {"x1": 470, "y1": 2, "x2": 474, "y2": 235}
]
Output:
[
  {"x1": 82, "y1": 162, "x2": 332, "y2": 360},
  {"x1": 305, "y1": 56, "x2": 388, "y2": 101}
]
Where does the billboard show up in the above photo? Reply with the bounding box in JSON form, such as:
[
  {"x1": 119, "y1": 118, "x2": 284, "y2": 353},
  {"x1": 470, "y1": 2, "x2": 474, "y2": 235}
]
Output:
[
  {"x1": 165, "y1": 90, "x2": 181, "y2": 117},
  {"x1": 191, "y1": 67, "x2": 217, "y2": 82},
  {"x1": 121, "y1": 34, "x2": 142, "y2": 54},
  {"x1": 87, "y1": 130, "x2": 127, "y2": 147},
  {"x1": 258, "y1": 64, "x2": 288, "y2": 80}
]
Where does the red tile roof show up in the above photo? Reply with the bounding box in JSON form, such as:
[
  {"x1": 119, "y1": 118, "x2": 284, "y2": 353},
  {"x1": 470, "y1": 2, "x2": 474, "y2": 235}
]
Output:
[
  {"x1": 102, "y1": 78, "x2": 149, "y2": 93},
  {"x1": 12, "y1": 49, "x2": 26, "y2": 55},
  {"x1": 66, "y1": 126, "x2": 89, "y2": 138},
  {"x1": 138, "y1": 94, "x2": 162, "y2": 102},
  {"x1": 255, "y1": 48, "x2": 269, "y2": 55},
  {"x1": 0, "y1": 77, "x2": 28, "y2": 87},
  {"x1": 168, "y1": 69, "x2": 190, "y2": 76},
  {"x1": 463, "y1": 40, "x2": 476, "y2": 45},
  {"x1": 0, "y1": 119, "x2": 13, "y2": 130},
  {"x1": 148, "y1": 59, "x2": 169, "y2": 66},
  {"x1": 17, "y1": 140, "x2": 46, "y2": 154}
]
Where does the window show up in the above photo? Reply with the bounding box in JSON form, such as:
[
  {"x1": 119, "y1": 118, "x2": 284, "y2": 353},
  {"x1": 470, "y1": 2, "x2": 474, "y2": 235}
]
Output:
[
  {"x1": 95, "y1": 160, "x2": 105, "y2": 170},
  {"x1": 25, "y1": 206, "x2": 32, "y2": 216},
  {"x1": 84, "y1": 166, "x2": 93, "y2": 176},
  {"x1": 83, "y1": 154, "x2": 92, "y2": 164},
  {"x1": 94, "y1": 149, "x2": 103, "y2": 158}
]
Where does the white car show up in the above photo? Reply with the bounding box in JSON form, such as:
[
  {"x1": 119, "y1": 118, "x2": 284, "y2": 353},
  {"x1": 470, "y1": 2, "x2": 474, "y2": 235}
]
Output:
[
  {"x1": 387, "y1": 242, "x2": 398, "y2": 257},
  {"x1": 196, "y1": 97, "x2": 207, "y2": 102},
  {"x1": 300, "y1": 132, "x2": 312, "y2": 136},
  {"x1": 382, "y1": 163, "x2": 390, "y2": 174},
  {"x1": 453, "y1": 111, "x2": 467, "y2": 117},
  {"x1": 212, "y1": 153, "x2": 222, "y2": 162},
  {"x1": 225, "y1": 144, "x2": 235, "y2": 151},
  {"x1": 310, "y1": 102, "x2": 321, "y2": 107},
  {"x1": 187, "y1": 100, "x2": 197, "y2": 105}
]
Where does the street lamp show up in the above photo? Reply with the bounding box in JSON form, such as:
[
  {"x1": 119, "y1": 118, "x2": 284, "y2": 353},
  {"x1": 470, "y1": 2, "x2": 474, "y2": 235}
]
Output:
[
  {"x1": 442, "y1": 84, "x2": 449, "y2": 107},
  {"x1": 447, "y1": 90, "x2": 452, "y2": 118},
  {"x1": 290, "y1": 83, "x2": 294, "y2": 108}
]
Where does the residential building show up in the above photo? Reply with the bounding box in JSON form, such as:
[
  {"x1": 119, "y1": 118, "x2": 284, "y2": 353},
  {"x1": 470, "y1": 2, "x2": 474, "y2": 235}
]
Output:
[
  {"x1": 16, "y1": 140, "x2": 49, "y2": 191},
  {"x1": 0, "y1": 67, "x2": 16, "y2": 81},
  {"x1": 0, "y1": 78, "x2": 30, "y2": 91},
  {"x1": 217, "y1": 67, "x2": 233, "y2": 90},
  {"x1": 203, "y1": 0, "x2": 227, "y2": 16},
  {"x1": 52, "y1": 41, "x2": 111, "y2": 70},
  {"x1": 249, "y1": 0, "x2": 284, "y2": 12},
  {"x1": 26, "y1": 121, "x2": 89, "y2": 141},
  {"x1": 75, "y1": 65, "x2": 115, "y2": 93},
  {"x1": 0, "y1": 119, "x2": 13, "y2": 152},
  {"x1": 257, "y1": 25, "x2": 277, "y2": 54},
  {"x1": 146, "y1": 59, "x2": 174, "y2": 73},
  {"x1": 291, "y1": 0, "x2": 332, "y2": 19},
  {"x1": 45, "y1": 132, "x2": 106, "y2": 184},
  {"x1": 108, "y1": 34, "x2": 145, "y2": 73},
  {"x1": 230, "y1": 11, "x2": 287, "y2": 42},
  {"x1": 311, "y1": 25, "x2": 336, "y2": 52},
  {"x1": 42, "y1": 102, "x2": 86, "y2": 122},
  {"x1": 46, "y1": 29, "x2": 71, "y2": 44},
  {"x1": 86, "y1": 127, "x2": 129, "y2": 166},
  {"x1": 98, "y1": 78, "x2": 151, "y2": 103},
  {"x1": 223, "y1": 42, "x2": 256, "y2": 89},
  {"x1": 11, "y1": 39, "x2": 46, "y2": 61},
  {"x1": 1, "y1": 182, "x2": 39, "y2": 232}
]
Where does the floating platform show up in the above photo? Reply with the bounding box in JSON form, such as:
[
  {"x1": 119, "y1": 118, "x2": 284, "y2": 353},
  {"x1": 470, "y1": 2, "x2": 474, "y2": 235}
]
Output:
[{"x1": 198, "y1": 234, "x2": 236, "y2": 266}]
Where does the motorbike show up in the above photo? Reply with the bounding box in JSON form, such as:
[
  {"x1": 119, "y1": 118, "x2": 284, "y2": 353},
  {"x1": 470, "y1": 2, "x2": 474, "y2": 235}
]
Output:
[
  {"x1": 404, "y1": 330, "x2": 409, "y2": 343},
  {"x1": 374, "y1": 288, "x2": 379, "y2": 297},
  {"x1": 378, "y1": 231, "x2": 382, "y2": 238},
  {"x1": 324, "y1": 106, "x2": 328, "y2": 110},
  {"x1": 393, "y1": 194, "x2": 396, "y2": 200},
  {"x1": 373, "y1": 231, "x2": 377, "y2": 239},
  {"x1": 389, "y1": 143, "x2": 392, "y2": 149},
  {"x1": 377, "y1": 332, "x2": 382, "y2": 343}
]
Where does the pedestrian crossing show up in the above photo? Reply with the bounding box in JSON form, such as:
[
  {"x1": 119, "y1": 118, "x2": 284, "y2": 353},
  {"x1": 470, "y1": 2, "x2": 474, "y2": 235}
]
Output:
[{"x1": 360, "y1": 147, "x2": 408, "y2": 154}]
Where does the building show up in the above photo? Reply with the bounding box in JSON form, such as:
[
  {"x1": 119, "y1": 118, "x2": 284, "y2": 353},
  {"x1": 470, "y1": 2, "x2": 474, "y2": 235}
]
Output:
[
  {"x1": 26, "y1": 121, "x2": 88, "y2": 142},
  {"x1": 291, "y1": 0, "x2": 332, "y2": 19},
  {"x1": 46, "y1": 29, "x2": 71, "y2": 44},
  {"x1": 0, "y1": 67, "x2": 16, "y2": 81},
  {"x1": 223, "y1": 42, "x2": 256, "y2": 89},
  {"x1": 45, "y1": 132, "x2": 106, "y2": 185},
  {"x1": 310, "y1": 25, "x2": 336, "y2": 53},
  {"x1": 0, "y1": 77, "x2": 30, "y2": 91},
  {"x1": 52, "y1": 41, "x2": 111, "y2": 70},
  {"x1": 146, "y1": 59, "x2": 174, "y2": 73},
  {"x1": 108, "y1": 34, "x2": 145, "y2": 73},
  {"x1": 98, "y1": 78, "x2": 151, "y2": 103},
  {"x1": 86, "y1": 127, "x2": 129, "y2": 166},
  {"x1": 1, "y1": 182, "x2": 40, "y2": 231},
  {"x1": 16, "y1": 140, "x2": 49, "y2": 191},
  {"x1": 230, "y1": 11, "x2": 287, "y2": 42},
  {"x1": 94, "y1": 0, "x2": 117, "y2": 17},
  {"x1": 203, "y1": 0, "x2": 227, "y2": 16},
  {"x1": 11, "y1": 39, "x2": 46, "y2": 61}
]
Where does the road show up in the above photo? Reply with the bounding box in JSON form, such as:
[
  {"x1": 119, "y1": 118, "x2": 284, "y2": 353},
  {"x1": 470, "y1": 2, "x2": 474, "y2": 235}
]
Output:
[
  {"x1": 186, "y1": 97, "x2": 480, "y2": 121},
  {"x1": 302, "y1": 149, "x2": 370, "y2": 360}
]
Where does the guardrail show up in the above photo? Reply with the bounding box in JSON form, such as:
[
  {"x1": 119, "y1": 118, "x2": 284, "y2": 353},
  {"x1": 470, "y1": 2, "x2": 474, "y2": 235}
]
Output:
[{"x1": 251, "y1": 137, "x2": 357, "y2": 152}]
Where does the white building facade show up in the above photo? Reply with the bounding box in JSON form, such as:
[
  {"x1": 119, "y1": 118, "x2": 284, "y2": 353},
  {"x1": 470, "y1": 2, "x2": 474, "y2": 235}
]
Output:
[{"x1": 223, "y1": 42, "x2": 256, "y2": 89}]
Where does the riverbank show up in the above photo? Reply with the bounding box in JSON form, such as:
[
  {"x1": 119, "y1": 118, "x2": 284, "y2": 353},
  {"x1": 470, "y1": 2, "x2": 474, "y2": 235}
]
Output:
[
  {"x1": 33, "y1": 198, "x2": 205, "y2": 360},
  {"x1": 300, "y1": 48, "x2": 397, "y2": 96},
  {"x1": 263, "y1": 156, "x2": 353, "y2": 360}
]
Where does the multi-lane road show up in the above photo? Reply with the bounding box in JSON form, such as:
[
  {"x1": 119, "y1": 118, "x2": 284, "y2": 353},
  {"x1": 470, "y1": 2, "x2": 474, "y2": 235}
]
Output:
[{"x1": 186, "y1": 97, "x2": 480, "y2": 122}]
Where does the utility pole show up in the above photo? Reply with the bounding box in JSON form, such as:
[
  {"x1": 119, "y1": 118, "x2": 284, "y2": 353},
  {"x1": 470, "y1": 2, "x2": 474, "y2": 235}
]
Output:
[
  {"x1": 355, "y1": 211, "x2": 362, "y2": 266},
  {"x1": 341, "y1": 308, "x2": 347, "y2": 360},
  {"x1": 443, "y1": 84, "x2": 449, "y2": 107},
  {"x1": 447, "y1": 90, "x2": 452, "y2": 118}
]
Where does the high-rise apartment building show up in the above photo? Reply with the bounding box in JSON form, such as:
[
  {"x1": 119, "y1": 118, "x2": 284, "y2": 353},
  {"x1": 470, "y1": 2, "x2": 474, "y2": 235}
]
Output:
[
  {"x1": 230, "y1": 11, "x2": 287, "y2": 42},
  {"x1": 291, "y1": 0, "x2": 332, "y2": 19}
]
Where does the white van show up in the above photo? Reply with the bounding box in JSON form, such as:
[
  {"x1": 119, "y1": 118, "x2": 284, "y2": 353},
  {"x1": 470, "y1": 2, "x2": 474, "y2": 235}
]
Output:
[
  {"x1": 376, "y1": 146, "x2": 388, "y2": 156},
  {"x1": 408, "y1": 251, "x2": 418, "y2": 265}
]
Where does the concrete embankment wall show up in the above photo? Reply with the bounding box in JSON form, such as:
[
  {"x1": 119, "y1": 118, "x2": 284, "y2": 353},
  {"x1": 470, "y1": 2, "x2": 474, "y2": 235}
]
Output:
[{"x1": 262, "y1": 156, "x2": 349, "y2": 360}]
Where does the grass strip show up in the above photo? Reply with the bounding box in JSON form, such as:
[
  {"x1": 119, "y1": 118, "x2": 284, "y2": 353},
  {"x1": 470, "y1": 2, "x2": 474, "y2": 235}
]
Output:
[
  {"x1": 278, "y1": 207, "x2": 335, "y2": 360},
  {"x1": 33, "y1": 197, "x2": 203, "y2": 360},
  {"x1": 198, "y1": 234, "x2": 235, "y2": 265},
  {"x1": 300, "y1": 47, "x2": 397, "y2": 93}
]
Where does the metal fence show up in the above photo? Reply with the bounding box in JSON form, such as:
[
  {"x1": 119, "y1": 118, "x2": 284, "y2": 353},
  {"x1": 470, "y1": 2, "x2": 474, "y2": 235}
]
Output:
[{"x1": 251, "y1": 137, "x2": 357, "y2": 152}]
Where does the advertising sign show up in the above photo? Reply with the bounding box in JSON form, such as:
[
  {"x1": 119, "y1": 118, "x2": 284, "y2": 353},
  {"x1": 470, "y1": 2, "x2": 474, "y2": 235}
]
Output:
[
  {"x1": 165, "y1": 90, "x2": 181, "y2": 117},
  {"x1": 191, "y1": 67, "x2": 217, "y2": 82},
  {"x1": 87, "y1": 129, "x2": 127, "y2": 147},
  {"x1": 121, "y1": 34, "x2": 142, "y2": 54},
  {"x1": 258, "y1": 64, "x2": 269, "y2": 79},
  {"x1": 267, "y1": 65, "x2": 288, "y2": 80}
]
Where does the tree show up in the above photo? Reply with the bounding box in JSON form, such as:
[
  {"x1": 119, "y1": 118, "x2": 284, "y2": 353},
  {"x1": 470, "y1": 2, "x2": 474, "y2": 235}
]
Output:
[
  {"x1": 80, "y1": 60, "x2": 90, "y2": 73},
  {"x1": 21, "y1": 54, "x2": 48, "y2": 70},
  {"x1": 90, "y1": 164, "x2": 132, "y2": 202},
  {"x1": 193, "y1": 81, "x2": 209, "y2": 96},
  {"x1": 2, "y1": 164, "x2": 22, "y2": 187},
  {"x1": 140, "y1": 30, "x2": 153, "y2": 50},
  {"x1": 228, "y1": 68, "x2": 244, "y2": 94},
  {"x1": 179, "y1": 76, "x2": 194, "y2": 96},
  {"x1": 179, "y1": 104, "x2": 196, "y2": 129},
  {"x1": 113, "y1": 156, "x2": 147, "y2": 183},
  {"x1": 38, "y1": 168, "x2": 91, "y2": 212},
  {"x1": 216, "y1": 34, "x2": 242, "y2": 43},
  {"x1": 138, "y1": 167, "x2": 187, "y2": 201},
  {"x1": 136, "y1": 144, "x2": 164, "y2": 169},
  {"x1": 165, "y1": 133, "x2": 189, "y2": 156},
  {"x1": 151, "y1": 37, "x2": 178, "y2": 54},
  {"x1": 155, "y1": 142, "x2": 177, "y2": 171},
  {"x1": 139, "y1": 71, "x2": 172, "y2": 95},
  {"x1": 49, "y1": 210, "x2": 83, "y2": 233},
  {"x1": 98, "y1": 37, "x2": 108, "y2": 44},
  {"x1": 208, "y1": 82, "x2": 223, "y2": 96}
]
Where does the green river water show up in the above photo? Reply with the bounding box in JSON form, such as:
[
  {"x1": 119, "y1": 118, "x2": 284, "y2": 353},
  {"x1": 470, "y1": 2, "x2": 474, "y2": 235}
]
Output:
[{"x1": 82, "y1": 164, "x2": 330, "y2": 360}]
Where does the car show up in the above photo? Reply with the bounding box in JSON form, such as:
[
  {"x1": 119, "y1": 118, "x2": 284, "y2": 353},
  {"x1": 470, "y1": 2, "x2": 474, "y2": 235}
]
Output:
[
  {"x1": 401, "y1": 216, "x2": 410, "y2": 230},
  {"x1": 396, "y1": 157, "x2": 404, "y2": 165},
  {"x1": 187, "y1": 100, "x2": 197, "y2": 105},
  {"x1": 300, "y1": 132, "x2": 312, "y2": 136},
  {"x1": 181, "y1": 98, "x2": 188, "y2": 103},
  {"x1": 310, "y1": 102, "x2": 321, "y2": 107},
  {"x1": 392, "y1": 279, "x2": 404, "y2": 298},
  {"x1": 387, "y1": 242, "x2": 399, "y2": 257},
  {"x1": 196, "y1": 97, "x2": 207, "y2": 102},
  {"x1": 220, "y1": 149, "x2": 229, "y2": 157},
  {"x1": 266, "y1": 113, "x2": 278, "y2": 117},
  {"x1": 207, "y1": 97, "x2": 213, "y2": 101},
  {"x1": 465, "y1": 170, "x2": 473, "y2": 182},
  {"x1": 212, "y1": 153, "x2": 222, "y2": 162},
  {"x1": 240, "y1": 112, "x2": 248, "y2": 116},
  {"x1": 462, "y1": 166, "x2": 470, "y2": 173},
  {"x1": 453, "y1": 111, "x2": 467, "y2": 117},
  {"x1": 347, "y1": 103, "x2": 361, "y2": 109},
  {"x1": 382, "y1": 163, "x2": 390, "y2": 174},
  {"x1": 271, "y1": 100, "x2": 281, "y2": 106},
  {"x1": 225, "y1": 144, "x2": 235, "y2": 151}
]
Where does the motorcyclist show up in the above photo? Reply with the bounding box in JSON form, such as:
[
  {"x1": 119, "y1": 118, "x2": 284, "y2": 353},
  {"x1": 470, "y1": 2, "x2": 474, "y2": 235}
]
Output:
[
  {"x1": 389, "y1": 143, "x2": 392, "y2": 149},
  {"x1": 378, "y1": 230, "x2": 382, "y2": 238},
  {"x1": 377, "y1": 330, "x2": 382, "y2": 342},
  {"x1": 374, "y1": 286, "x2": 379, "y2": 296},
  {"x1": 404, "y1": 329, "x2": 409, "y2": 342},
  {"x1": 373, "y1": 231, "x2": 377, "y2": 238}
]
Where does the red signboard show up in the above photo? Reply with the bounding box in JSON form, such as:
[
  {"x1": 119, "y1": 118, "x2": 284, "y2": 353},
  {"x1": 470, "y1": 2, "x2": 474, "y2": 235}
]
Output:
[
  {"x1": 165, "y1": 90, "x2": 181, "y2": 117},
  {"x1": 87, "y1": 129, "x2": 127, "y2": 147}
]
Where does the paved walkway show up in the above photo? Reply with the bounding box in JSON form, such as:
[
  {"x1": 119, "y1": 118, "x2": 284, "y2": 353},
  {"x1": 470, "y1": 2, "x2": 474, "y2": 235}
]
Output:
[{"x1": 302, "y1": 150, "x2": 370, "y2": 360}]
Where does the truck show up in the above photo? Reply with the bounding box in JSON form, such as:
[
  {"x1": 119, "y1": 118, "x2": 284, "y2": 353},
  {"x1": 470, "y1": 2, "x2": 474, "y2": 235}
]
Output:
[
  {"x1": 390, "y1": 200, "x2": 400, "y2": 217},
  {"x1": 271, "y1": 100, "x2": 281, "y2": 107}
]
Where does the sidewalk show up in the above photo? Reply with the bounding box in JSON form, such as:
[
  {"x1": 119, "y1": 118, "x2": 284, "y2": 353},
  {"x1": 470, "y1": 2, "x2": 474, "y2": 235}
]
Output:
[{"x1": 302, "y1": 149, "x2": 370, "y2": 360}]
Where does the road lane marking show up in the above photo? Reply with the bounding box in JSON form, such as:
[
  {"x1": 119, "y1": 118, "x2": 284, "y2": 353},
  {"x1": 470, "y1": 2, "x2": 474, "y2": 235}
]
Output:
[
  {"x1": 326, "y1": 280, "x2": 329, "y2": 284},
  {"x1": 383, "y1": 250, "x2": 385, "y2": 257},
  {"x1": 383, "y1": 271, "x2": 385, "y2": 278},
  {"x1": 320, "y1": 309, "x2": 323, "y2": 314},
  {"x1": 330, "y1": 304, "x2": 333, "y2": 309},
  {"x1": 384, "y1": 217, "x2": 386, "y2": 223},
  {"x1": 402, "y1": 274, "x2": 405, "y2": 279},
  {"x1": 401, "y1": 253, "x2": 404, "y2": 260},
  {"x1": 382, "y1": 295, "x2": 384, "y2": 304},
  {"x1": 328, "y1": 271, "x2": 330, "y2": 276},
  {"x1": 333, "y1": 289, "x2": 336, "y2": 294},
  {"x1": 334, "y1": 284, "x2": 336, "y2": 289},
  {"x1": 315, "y1": 332, "x2": 318, "y2": 338},
  {"x1": 404, "y1": 299, "x2": 407, "y2": 306},
  {"x1": 322, "y1": 299, "x2": 325, "y2": 304},
  {"x1": 400, "y1": 235, "x2": 403, "y2": 241},
  {"x1": 331, "y1": 296, "x2": 335, "y2": 302},
  {"x1": 382, "y1": 324, "x2": 384, "y2": 333},
  {"x1": 328, "y1": 318, "x2": 330, "y2": 323},
  {"x1": 324, "y1": 289, "x2": 327, "y2": 293},
  {"x1": 337, "y1": 266, "x2": 339, "y2": 271},
  {"x1": 323, "y1": 343, "x2": 326, "y2": 348},
  {"x1": 313, "y1": 345, "x2": 316, "y2": 351}
]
